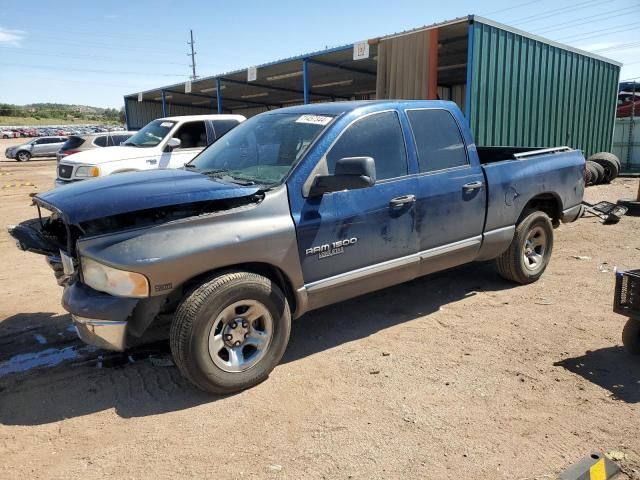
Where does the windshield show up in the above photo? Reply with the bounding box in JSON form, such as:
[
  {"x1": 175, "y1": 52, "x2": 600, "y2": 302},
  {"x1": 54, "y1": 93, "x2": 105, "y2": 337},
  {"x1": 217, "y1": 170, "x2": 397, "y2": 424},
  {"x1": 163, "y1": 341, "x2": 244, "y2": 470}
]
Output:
[
  {"x1": 124, "y1": 119, "x2": 176, "y2": 148},
  {"x1": 188, "y1": 113, "x2": 333, "y2": 186}
]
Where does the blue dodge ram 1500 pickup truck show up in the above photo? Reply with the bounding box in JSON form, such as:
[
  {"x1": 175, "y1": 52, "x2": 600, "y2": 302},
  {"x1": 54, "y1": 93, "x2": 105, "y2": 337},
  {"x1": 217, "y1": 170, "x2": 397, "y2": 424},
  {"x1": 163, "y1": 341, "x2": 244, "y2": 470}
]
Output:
[{"x1": 9, "y1": 100, "x2": 585, "y2": 393}]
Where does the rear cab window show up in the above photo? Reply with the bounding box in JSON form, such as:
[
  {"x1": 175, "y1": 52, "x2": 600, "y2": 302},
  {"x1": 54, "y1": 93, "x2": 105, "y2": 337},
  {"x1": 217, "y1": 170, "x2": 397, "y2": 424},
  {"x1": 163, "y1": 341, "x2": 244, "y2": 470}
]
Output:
[
  {"x1": 326, "y1": 110, "x2": 407, "y2": 181},
  {"x1": 406, "y1": 109, "x2": 468, "y2": 173}
]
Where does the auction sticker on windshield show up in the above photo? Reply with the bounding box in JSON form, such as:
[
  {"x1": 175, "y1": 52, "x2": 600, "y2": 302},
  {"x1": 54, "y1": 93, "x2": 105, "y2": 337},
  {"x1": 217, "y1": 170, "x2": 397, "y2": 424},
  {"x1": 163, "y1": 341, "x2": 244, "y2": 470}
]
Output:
[
  {"x1": 295, "y1": 115, "x2": 332, "y2": 126},
  {"x1": 160, "y1": 122, "x2": 175, "y2": 128}
]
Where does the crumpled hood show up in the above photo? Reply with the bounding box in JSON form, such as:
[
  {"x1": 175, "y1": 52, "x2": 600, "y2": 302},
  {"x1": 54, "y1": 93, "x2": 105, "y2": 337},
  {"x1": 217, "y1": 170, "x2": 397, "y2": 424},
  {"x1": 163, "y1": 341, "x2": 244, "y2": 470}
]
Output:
[
  {"x1": 35, "y1": 169, "x2": 260, "y2": 225},
  {"x1": 60, "y1": 145, "x2": 155, "y2": 164}
]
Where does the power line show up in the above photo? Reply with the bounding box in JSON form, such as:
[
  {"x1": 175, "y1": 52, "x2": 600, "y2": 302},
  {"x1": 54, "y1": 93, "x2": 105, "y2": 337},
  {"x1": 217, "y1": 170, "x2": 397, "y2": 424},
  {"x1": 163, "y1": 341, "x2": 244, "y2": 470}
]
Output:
[
  {"x1": 0, "y1": 62, "x2": 190, "y2": 78},
  {"x1": 505, "y1": 0, "x2": 603, "y2": 25},
  {"x1": 0, "y1": 47, "x2": 190, "y2": 66},
  {"x1": 557, "y1": 22, "x2": 640, "y2": 42},
  {"x1": 534, "y1": 8, "x2": 640, "y2": 35},
  {"x1": 591, "y1": 41, "x2": 640, "y2": 53},
  {"x1": 479, "y1": 0, "x2": 541, "y2": 16}
]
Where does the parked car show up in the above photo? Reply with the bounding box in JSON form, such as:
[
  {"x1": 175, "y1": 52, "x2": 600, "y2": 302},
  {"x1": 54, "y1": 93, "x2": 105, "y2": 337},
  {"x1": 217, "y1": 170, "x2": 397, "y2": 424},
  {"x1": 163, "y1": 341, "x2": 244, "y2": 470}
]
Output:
[
  {"x1": 4, "y1": 136, "x2": 67, "y2": 161},
  {"x1": 1, "y1": 129, "x2": 18, "y2": 139},
  {"x1": 9, "y1": 100, "x2": 585, "y2": 393},
  {"x1": 617, "y1": 91, "x2": 640, "y2": 118},
  {"x1": 57, "y1": 131, "x2": 135, "y2": 162},
  {"x1": 55, "y1": 114, "x2": 244, "y2": 186}
]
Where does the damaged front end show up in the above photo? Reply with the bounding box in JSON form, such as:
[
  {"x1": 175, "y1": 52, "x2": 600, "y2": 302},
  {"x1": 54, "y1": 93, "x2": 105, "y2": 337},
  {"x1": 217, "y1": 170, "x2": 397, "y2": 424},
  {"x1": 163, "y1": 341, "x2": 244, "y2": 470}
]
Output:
[
  {"x1": 8, "y1": 203, "x2": 79, "y2": 286},
  {"x1": 7, "y1": 177, "x2": 265, "y2": 351}
]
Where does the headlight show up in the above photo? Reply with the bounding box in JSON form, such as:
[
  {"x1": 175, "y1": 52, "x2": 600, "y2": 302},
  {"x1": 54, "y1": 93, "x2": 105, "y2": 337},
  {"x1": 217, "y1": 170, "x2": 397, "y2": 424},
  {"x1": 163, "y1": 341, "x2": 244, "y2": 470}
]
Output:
[
  {"x1": 81, "y1": 257, "x2": 149, "y2": 298},
  {"x1": 75, "y1": 166, "x2": 100, "y2": 177}
]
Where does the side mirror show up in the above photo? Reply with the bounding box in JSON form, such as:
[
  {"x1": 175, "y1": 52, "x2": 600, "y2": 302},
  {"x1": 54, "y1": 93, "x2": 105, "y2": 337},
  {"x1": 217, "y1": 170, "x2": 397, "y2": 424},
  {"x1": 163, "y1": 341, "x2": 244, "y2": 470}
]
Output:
[
  {"x1": 309, "y1": 157, "x2": 376, "y2": 196},
  {"x1": 165, "y1": 137, "x2": 181, "y2": 151}
]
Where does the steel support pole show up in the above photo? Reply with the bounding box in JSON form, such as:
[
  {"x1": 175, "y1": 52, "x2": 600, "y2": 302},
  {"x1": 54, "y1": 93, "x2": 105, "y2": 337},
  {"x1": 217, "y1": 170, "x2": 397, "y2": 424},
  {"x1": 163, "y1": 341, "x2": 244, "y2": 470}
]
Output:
[
  {"x1": 427, "y1": 29, "x2": 439, "y2": 100},
  {"x1": 161, "y1": 90, "x2": 167, "y2": 117},
  {"x1": 303, "y1": 59, "x2": 310, "y2": 104},
  {"x1": 216, "y1": 78, "x2": 223, "y2": 113}
]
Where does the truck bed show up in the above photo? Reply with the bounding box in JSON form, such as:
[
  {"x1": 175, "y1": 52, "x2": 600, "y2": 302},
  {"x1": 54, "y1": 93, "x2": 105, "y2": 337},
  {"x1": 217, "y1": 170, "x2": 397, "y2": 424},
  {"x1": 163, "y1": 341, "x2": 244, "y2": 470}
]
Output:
[
  {"x1": 479, "y1": 146, "x2": 585, "y2": 234},
  {"x1": 477, "y1": 146, "x2": 571, "y2": 164}
]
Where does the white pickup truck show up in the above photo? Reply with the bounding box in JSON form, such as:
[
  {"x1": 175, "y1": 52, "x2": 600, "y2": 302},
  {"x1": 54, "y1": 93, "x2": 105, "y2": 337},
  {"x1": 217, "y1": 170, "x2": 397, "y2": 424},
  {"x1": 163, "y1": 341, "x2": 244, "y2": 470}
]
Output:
[{"x1": 55, "y1": 114, "x2": 245, "y2": 186}]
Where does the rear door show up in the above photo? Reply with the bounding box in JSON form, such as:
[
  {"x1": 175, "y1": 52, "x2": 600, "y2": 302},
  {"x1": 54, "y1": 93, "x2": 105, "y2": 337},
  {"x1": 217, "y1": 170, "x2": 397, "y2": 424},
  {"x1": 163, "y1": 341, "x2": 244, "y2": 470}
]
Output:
[
  {"x1": 405, "y1": 108, "x2": 486, "y2": 275},
  {"x1": 293, "y1": 110, "x2": 419, "y2": 304}
]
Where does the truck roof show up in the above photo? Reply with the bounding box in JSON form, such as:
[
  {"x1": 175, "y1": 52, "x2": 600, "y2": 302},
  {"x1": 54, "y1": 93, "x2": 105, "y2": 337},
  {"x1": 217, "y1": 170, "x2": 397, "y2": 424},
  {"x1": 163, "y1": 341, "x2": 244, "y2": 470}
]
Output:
[
  {"x1": 265, "y1": 100, "x2": 459, "y2": 116},
  {"x1": 159, "y1": 114, "x2": 246, "y2": 122}
]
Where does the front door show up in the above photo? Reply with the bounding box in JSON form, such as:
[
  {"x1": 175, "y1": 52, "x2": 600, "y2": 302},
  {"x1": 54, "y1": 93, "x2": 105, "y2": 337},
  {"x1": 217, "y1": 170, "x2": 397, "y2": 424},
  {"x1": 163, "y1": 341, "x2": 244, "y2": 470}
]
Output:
[
  {"x1": 160, "y1": 120, "x2": 208, "y2": 169},
  {"x1": 292, "y1": 111, "x2": 419, "y2": 308}
]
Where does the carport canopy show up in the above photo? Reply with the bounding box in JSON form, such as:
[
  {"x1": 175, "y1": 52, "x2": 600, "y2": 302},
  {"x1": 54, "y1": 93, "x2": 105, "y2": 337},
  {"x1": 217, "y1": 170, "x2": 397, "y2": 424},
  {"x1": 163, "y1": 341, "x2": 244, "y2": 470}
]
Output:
[{"x1": 126, "y1": 44, "x2": 379, "y2": 115}]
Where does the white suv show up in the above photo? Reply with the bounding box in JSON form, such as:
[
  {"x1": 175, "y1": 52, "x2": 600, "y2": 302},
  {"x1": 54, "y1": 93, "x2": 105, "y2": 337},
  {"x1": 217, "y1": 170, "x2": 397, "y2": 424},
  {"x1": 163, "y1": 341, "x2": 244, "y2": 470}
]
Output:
[{"x1": 55, "y1": 114, "x2": 245, "y2": 186}]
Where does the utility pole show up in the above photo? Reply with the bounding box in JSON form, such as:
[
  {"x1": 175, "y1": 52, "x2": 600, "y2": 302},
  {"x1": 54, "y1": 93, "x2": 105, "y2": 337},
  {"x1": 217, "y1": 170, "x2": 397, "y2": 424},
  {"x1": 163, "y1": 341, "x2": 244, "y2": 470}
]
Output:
[{"x1": 187, "y1": 29, "x2": 197, "y2": 80}]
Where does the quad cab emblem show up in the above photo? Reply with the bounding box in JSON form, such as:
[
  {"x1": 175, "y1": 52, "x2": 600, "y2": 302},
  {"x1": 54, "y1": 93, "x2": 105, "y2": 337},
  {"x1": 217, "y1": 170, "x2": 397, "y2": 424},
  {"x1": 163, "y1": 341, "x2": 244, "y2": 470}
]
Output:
[{"x1": 306, "y1": 237, "x2": 358, "y2": 259}]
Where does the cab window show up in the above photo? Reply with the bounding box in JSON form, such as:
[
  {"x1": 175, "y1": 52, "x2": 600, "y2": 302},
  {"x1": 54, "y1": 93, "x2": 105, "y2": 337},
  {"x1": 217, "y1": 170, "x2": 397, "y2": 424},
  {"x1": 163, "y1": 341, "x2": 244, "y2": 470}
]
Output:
[
  {"x1": 326, "y1": 111, "x2": 407, "y2": 181},
  {"x1": 172, "y1": 121, "x2": 207, "y2": 149}
]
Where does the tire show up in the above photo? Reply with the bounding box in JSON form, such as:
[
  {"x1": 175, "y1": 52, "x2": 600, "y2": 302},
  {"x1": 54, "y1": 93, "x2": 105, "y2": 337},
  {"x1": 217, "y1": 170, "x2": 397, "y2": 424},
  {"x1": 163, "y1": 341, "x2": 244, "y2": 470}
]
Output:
[
  {"x1": 16, "y1": 151, "x2": 31, "y2": 162},
  {"x1": 590, "y1": 161, "x2": 605, "y2": 184},
  {"x1": 622, "y1": 318, "x2": 640, "y2": 355},
  {"x1": 588, "y1": 152, "x2": 620, "y2": 183},
  {"x1": 588, "y1": 151, "x2": 621, "y2": 168},
  {"x1": 495, "y1": 211, "x2": 554, "y2": 284},
  {"x1": 170, "y1": 270, "x2": 292, "y2": 394},
  {"x1": 617, "y1": 199, "x2": 640, "y2": 217},
  {"x1": 586, "y1": 161, "x2": 599, "y2": 186},
  {"x1": 2, "y1": 135, "x2": 8, "y2": 139},
  {"x1": 584, "y1": 164, "x2": 594, "y2": 186}
]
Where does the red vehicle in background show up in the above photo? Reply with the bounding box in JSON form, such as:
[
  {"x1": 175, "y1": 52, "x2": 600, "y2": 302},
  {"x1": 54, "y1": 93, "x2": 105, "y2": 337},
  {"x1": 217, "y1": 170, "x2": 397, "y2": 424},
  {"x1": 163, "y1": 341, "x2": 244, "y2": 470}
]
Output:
[{"x1": 617, "y1": 81, "x2": 639, "y2": 118}]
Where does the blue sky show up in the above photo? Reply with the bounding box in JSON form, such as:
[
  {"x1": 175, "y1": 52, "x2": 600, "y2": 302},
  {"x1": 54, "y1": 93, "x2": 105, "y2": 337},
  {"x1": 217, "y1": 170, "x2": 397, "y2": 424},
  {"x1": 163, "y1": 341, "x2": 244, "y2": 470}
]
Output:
[{"x1": 0, "y1": 0, "x2": 638, "y2": 108}]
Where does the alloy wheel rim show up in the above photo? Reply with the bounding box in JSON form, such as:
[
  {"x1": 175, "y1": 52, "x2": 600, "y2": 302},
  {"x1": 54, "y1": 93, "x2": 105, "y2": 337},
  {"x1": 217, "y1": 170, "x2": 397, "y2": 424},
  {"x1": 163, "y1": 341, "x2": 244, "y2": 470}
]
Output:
[
  {"x1": 208, "y1": 299, "x2": 273, "y2": 373},
  {"x1": 522, "y1": 226, "x2": 547, "y2": 272}
]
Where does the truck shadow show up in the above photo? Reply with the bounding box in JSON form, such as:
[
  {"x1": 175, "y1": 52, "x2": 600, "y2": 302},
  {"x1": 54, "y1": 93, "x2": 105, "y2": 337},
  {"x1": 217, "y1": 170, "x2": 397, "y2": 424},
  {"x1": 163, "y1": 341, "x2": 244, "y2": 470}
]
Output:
[
  {"x1": 0, "y1": 262, "x2": 515, "y2": 425},
  {"x1": 554, "y1": 347, "x2": 640, "y2": 403}
]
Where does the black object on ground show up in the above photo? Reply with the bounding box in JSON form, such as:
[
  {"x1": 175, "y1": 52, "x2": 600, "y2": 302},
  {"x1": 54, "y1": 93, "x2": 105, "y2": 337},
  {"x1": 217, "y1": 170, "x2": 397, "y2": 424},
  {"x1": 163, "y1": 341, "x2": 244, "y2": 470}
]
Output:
[
  {"x1": 617, "y1": 199, "x2": 640, "y2": 217},
  {"x1": 582, "y1": 200, "x2": 627, "y2": 224}
]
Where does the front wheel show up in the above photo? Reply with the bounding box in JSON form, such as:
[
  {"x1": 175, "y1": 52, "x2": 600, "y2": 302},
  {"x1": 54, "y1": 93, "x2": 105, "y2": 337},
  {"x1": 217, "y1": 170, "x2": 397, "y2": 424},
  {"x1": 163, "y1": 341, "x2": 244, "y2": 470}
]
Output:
[
  {"x1": 16, "y1": 151, "x2": 31, "y2": 162},
  {"x1": 495, "y1": 211, "x2": 554, "y2": 284},
  {"x1": 170, "y1": 271, "x2": 291, "y2": 394}
]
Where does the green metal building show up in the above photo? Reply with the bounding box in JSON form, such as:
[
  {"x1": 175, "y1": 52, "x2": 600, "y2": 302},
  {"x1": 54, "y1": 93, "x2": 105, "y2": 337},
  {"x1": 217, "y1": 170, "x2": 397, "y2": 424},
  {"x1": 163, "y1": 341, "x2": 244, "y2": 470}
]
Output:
[{"x1": 125, "y1": 15, "x2": 621, "y2": 157}]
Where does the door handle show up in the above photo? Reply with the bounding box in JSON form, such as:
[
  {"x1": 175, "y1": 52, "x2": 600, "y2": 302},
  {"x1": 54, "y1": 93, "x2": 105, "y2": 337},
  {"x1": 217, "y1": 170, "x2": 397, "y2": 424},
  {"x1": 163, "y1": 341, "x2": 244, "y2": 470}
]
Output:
[
  {"x1": 389, "y1": 194, "x2": 416, "y2": 207},
  {"x1": 462, "y1": 181, "x2": 484, "y2": 191},
  {"x1": 146, "y1": 159, "x2": 158, "y2": 164}
]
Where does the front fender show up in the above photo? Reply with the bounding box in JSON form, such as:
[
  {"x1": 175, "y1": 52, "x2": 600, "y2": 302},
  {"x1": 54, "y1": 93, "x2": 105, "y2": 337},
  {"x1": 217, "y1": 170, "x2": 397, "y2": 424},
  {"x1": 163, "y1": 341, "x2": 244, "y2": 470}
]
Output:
[{"x1": 76, "y1": 186, "x2": 305, "y2": 301}]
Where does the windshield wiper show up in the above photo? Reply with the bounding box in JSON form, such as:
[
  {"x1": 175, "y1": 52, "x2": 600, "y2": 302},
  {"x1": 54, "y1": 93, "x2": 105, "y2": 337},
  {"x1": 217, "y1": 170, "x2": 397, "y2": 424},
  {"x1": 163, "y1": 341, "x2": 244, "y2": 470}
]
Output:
[
  {"x1": 184, "y1": 164, "x2": 198, "y2": 169},
  {"x1": 199, "y1": 168, "x2": 230, "y2": 177}
]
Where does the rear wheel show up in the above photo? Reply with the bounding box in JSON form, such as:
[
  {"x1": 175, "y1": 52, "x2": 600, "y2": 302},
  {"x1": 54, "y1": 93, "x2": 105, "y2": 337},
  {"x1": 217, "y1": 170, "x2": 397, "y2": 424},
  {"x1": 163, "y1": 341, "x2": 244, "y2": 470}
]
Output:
[
  {"x1": 16, "y1": 151, "x2": 31, "y2": 162},
  {"x1": 622, "y1": 318, "x2": 640, "y2": 355},
  {"x1": 495, "y1": 211, "x2": 554, "y2": 284},
  {"x1": 170, "y1": 271, "x2": 291, "y2": 394}
]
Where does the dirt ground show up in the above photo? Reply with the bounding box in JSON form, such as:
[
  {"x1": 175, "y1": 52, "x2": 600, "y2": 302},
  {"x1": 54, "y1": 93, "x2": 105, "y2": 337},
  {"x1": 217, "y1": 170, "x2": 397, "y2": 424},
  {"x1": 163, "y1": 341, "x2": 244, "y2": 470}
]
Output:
[{"x1": 0, "y1": 137, "x2": 638, "y2": 480}]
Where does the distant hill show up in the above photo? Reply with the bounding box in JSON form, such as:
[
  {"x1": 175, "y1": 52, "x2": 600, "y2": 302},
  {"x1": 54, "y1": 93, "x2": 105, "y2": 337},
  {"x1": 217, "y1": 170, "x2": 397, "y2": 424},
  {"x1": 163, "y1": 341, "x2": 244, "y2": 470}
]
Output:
[{"x1": 0, "y1": 103, "x2": 124, "y2": 125}]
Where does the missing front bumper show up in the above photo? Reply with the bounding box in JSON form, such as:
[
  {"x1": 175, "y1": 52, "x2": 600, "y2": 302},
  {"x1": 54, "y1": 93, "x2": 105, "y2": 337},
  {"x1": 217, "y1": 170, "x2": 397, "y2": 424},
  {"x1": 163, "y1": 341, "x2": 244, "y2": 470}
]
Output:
[{"x1": 73, "y1": 315, "x2": 128, "y2": 351}]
